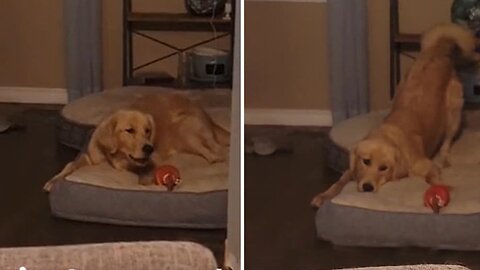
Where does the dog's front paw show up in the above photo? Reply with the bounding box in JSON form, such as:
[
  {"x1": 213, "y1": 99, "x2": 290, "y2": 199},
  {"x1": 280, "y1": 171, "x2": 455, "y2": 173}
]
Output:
[
  {"x1": 310, "y1": 193, "x2": 327, "y2": 208},
  {"x1": 138, "y1": 175, "x2": 154, "y2": 185},
  {"x1": 43, "y1": 179, "x2": 57, "y2": 192}
]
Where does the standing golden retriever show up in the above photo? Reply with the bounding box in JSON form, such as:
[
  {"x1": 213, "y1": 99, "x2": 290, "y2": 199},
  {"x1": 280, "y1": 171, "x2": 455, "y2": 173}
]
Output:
[
  {"x1": 311, "y1": 23, "x2": 479, "y2": 207},
  {"x1": 43, "y1": 93, "x2": 229, "y2": 191}
]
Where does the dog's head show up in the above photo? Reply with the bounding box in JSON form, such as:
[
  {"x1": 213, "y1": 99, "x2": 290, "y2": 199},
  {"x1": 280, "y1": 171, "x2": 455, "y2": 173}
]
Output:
[
  {"x1": 350, "y1": 138, "x2": 405, "y2": 192},
  {"x1": 94, "y1": 109, "x2": 156, "y2": 168}
]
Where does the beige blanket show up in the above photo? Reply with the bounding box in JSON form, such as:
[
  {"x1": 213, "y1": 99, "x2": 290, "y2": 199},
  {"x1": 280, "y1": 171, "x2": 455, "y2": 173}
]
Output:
[
  {"x1": 0, "y1": 241, "x2": 217, "y2": 270},
  {"x1": 66, "y1": 152, "x2": 228, "y2": 193}
]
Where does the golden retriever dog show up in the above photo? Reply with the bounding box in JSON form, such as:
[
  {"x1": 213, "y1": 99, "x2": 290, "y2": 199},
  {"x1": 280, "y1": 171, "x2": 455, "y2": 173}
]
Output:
[
  {"x1": 43, "y1": 93, "x2": 229, "y2": 192},
  {"x1": 311, "y1": 23, "x2": 479, "y2": 208}
]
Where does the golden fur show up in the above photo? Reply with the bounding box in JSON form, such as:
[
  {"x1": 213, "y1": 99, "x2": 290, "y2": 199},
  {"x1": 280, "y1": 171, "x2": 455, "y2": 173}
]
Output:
[
  {"x1": 44, "y1": 93, "x2": 229, "y2": 191},
  {"x1": 312, "y1": 23, "x2": 479, "y2": 207}
]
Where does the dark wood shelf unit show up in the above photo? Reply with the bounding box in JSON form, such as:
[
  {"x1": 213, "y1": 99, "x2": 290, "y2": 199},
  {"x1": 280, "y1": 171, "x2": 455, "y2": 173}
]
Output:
[
  {"x1": 128, "y1": 12, "x2": 232, "y2": 32},
  {"x1": 128, "y1": 79, "x2": 233, "y2": 89},
  {"x1": 393, "y1": 33, "x2": 421, "y2": 44},
  {"x1": 122, "y1": 0, "x2": 235, "y2": 87},
  {"x1": 390, "y1": 0, "x2": 421, "y2": 98}
]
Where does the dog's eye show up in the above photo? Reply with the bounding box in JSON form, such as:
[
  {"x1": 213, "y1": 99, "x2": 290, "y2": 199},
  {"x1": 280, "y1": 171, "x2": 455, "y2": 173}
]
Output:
[
  {"x1": 363, "y1": 159, "x2": 371, "y2": 166},
  {"x1": 379, "y1": 165, "x2": 388, "y2": 171},
  {"x1": 145, "y1": 129, "x2": 151, "y2": 134},
  {"x1": 125, "y1": 128, "x2": 135, "y2": 134}
]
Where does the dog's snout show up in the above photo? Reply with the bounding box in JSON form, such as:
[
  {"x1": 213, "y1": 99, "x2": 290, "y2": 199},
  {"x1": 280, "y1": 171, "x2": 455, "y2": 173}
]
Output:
[
  {"x1": 362, "y1": 183, "x2": 374, "y2": 192},
  {"x1": 142, "y1": 144, "x2": 154, "y2": 155}
]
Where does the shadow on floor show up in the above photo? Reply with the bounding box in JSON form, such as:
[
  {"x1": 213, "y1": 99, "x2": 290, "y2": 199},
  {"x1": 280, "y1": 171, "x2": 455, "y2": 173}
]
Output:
[{"x1": 245, "y1": 126, "x2": 480, "y2": 270}]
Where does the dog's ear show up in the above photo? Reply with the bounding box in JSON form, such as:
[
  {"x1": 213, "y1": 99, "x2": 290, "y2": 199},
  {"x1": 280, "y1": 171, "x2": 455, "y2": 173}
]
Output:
[
  {"x1": 349, "y1": 146, "x2": 358, "y2": 174},
  {"x1": 146, "y1": 114, "x2": 156, "y2": 143},
  {"x1": 390, "y1": 147, "x2": 407, "y2": 181},
  {"x1": 92, "y1": 112, "x2": 119, "y2": 155}
]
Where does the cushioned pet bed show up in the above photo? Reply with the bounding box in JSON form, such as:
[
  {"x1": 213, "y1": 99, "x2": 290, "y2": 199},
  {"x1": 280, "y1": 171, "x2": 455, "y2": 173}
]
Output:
[
  {"x1": 317, "y1": 110, "x2": 480, "y2": 250},
  {"x1": 50, "y1": 86, "x2": 231, "y2": 228}
]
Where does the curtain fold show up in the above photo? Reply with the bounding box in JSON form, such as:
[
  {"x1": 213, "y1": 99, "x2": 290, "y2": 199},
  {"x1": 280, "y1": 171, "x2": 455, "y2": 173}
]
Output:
[
  {"x1": 327, "y1": 0, "x2": 369, "y2": 123},
  {"x1": 64, "y1": 0, "x2": 102, "y2": 101}
]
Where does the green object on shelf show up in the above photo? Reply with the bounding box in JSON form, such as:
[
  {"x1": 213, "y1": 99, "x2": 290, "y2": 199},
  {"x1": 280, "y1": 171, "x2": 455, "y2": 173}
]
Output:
[{"x1": 451, "y1": 0, "x2": 480, "y2": 32}]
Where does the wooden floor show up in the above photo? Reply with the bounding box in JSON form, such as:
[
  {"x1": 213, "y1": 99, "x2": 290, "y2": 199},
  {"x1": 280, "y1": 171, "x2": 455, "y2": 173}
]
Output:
[
  {"x1": 245, "y1": 126, "x2": 480, "y2": 270},
  {"x1": 0, "y1": 105, "x2": 225, "y2": 265},
  {"x1": 4, "y1": 106, "x2": 480, "y2": 269}
]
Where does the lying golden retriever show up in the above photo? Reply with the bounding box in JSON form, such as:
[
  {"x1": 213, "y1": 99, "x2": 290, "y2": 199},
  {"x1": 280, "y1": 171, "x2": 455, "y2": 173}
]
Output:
[
  {"x1": 43, "y1": 93, "x2": 229, "y2": 191},
  {"x1": 311, "y1": 23, "x2": 479, "y2": 208}
]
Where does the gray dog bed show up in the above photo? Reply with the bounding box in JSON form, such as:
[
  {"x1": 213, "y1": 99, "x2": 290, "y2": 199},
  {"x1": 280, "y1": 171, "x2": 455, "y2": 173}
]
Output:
[
  {"x1": 316, "y1": 111, "x2": 480, "y2": 250},
  {"x1": 50, "y1": 155, "x2": 229, "y2": 228},
  {"x1": 57, "y1": 86, "x2": 231, "y2": 150},
  {"x1": 50, "y1": 86, "x2": 231, "y2": 228}
]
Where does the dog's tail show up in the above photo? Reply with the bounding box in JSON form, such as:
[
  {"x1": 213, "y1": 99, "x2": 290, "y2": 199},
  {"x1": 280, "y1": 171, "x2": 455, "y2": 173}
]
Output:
[{"x1": 421, "y1": 23, "x2": 479, "y2": 62}]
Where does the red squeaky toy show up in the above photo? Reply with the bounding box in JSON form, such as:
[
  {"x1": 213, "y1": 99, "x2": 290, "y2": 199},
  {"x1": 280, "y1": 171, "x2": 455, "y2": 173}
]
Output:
[
  {"x1": 424, "y1": 185, "x2": 450, "y2": 213},
  {"x1": 155, "y1": 165, "x2": 181, "y2": 191}
]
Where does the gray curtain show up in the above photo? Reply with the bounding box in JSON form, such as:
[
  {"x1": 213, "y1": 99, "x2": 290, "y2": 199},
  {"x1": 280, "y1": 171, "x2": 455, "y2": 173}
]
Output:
[
  {"x1": 64, "y1": 0, "x2": 102, "y2": 101},
  {"x1": 327, "y1": 0, "x2": 369, "y2": 123}
]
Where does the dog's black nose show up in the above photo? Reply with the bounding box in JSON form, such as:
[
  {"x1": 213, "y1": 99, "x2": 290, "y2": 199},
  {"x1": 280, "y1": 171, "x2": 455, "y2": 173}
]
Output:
[
  {"x1": 362, "y1": 183, "x2": 374, "y2": 192},
  {"x1": 142, "y1": 144, "x2": 154, "y2": 155}
]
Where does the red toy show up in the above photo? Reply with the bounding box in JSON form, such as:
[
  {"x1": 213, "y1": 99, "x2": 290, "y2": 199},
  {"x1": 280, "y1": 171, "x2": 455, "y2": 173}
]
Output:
[
  {"x1": 424, "y1": 185, "x2": 451, "y2": 213},
  {"x1": 155, "y1": 165, "x2": 181, "y2": 191}
]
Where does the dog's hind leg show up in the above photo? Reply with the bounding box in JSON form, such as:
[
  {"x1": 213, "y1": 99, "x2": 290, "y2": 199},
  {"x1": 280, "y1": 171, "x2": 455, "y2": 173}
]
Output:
[
  {"x1": 438, "y1": 76, "x2": 463, "y2": 168},
  {"x1": 176, "y1": 116, "x2": 227, "y2": 163},
  {"x1": 212, "y1": 122, "x2": 230, "y2": 146},
  {"x1": 185, "y1": 135, "x2": 225, "y2": 163}
]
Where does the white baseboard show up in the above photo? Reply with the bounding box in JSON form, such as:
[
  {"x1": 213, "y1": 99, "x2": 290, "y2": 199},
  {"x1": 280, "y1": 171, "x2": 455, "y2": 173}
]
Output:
[
  {"x1": 245, "y1": 109, "x2": 333, "y2": 126},
  {"x1": 0, "y1": 87, "x2": 68, "y2": 104}
]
